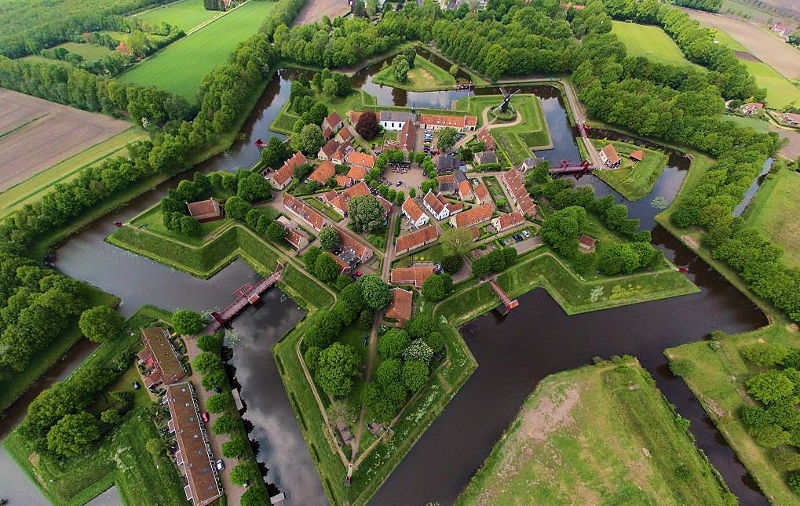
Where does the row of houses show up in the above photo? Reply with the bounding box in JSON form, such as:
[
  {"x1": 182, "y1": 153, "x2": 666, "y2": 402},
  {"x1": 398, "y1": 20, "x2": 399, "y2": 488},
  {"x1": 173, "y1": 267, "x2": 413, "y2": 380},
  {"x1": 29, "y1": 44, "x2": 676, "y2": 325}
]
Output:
[
  {"x1": 377, "y1": 110, "x2": 478, "y2": 133},
  {"x1": 502, "y1": 169, "x2": 537, "y2": 217}
]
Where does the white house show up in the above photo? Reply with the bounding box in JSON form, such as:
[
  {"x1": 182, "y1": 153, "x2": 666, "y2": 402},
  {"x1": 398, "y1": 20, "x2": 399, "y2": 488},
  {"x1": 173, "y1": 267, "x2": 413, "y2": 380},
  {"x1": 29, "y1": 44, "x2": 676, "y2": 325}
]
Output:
[
  {"x1": 401, "y1": 197, "x2": 430, "y2": 228},
  {"x1": 423, "y1": 190, "x2": 450, "y2": 221},
  {"x1": 379, "y1": 111, "x2": 412, "y2": 131}
]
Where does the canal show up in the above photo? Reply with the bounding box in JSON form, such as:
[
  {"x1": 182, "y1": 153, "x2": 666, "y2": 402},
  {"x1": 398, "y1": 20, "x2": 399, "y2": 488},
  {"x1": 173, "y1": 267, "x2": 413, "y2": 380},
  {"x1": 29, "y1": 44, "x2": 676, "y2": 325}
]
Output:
[{"x1": 0, "y1": 58, "x2": 770, "y2": 506}]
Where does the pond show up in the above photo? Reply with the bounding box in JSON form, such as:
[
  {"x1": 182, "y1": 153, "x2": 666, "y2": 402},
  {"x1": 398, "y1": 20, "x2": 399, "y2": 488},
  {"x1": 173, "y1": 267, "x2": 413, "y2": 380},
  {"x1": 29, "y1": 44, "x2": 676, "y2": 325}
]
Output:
[{"x1": 0, "y1": 57, "x2": 770, "y2": 506}]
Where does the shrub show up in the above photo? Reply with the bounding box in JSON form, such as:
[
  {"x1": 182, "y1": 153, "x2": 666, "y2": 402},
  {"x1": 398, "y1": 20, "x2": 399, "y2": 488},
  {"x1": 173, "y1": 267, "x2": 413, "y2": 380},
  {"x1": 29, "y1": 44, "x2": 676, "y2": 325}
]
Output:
[
  {"x1": 206, "y1": 393, "x2": 230, "y2": 413},
  {"x1": 197, "y1": 333, "x2": 223, "y2": 354},
  {"x1": 222, "y1": 437, "x2": 246, "y2": 459},
  {"x1": 172, "y1": 309, "x2": 205, "y2": 335},
  {"x1": 424, "y1": 331, "x2": 444, "y2": 354},
  {"x1": 746, "y1": 370, "x2": 796, "y2": 405},
  {"x1": 212, "y1": 413, "x2": 238, "y2": 435},
  {"x1": 770, "y1": 446, "x2": 800, "y2": 471},
  {"x1": 402, "y1": 360, "x2": 429, "y2": 392},
  {"x1": 403, "y1": 338, "x2": 433, "y2": 364},
  {"x1": 441, "y1": 254, "x2": 463, "y2": 273},
  {"x1": 376, "y1": 359, "x2": 402, "y2": 386},
  {"x1": 336, "y1": 274, "x2": 354, "y2": 290},
  {"x1": 378, "y1": 329, "x2": 410, "y2": 359},
  {"x1": 741, "y1": 343, "x2": 790, "y2": 368},
  {"x1": 78, "y1": 306, "x2": 124, "y2": 342},
  {"x1": 751, "y1": 424, "x2": 790, "y2": 448},
  {"x1": 669, "y1": 359, "x2": 695, "y2": 377},
  {"x1": 789, "y1": 471, "x2": 800, "y2": 495}
]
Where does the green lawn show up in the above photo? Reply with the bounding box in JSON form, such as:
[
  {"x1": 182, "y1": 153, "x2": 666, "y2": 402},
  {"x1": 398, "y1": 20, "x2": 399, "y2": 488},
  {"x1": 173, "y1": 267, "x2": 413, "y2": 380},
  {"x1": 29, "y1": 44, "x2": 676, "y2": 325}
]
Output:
[
  {"x1": 718, "y1": 113, "x2": 772, "y2": 133},
  {"x1": 482, "y1": 176, "x2": 511, "y2": 212},
  {"x1": 270, "y1": 89, "x2": 375, "y2": 139},
  {"x1": 53, "y1": 42, "x2": 114, "y2": 61},
  {"x1": 666, "y1": 324, "x2": 800, "y2": 506},
  {"x1": 611, "y1": 21, "x2": 700, "y2": 68},
  {"x1": 129, "y1": 201, "x2": 233, "y2": 246},
  {"x1": 0, "y1": 127, "x2": 147, "y2": 219},
  {"x1": 591, "y1": 139, "x2": 669, "y2": 201},
  {"x1": 457, "y1": 357, "x2": 733, "y2": 505},
  {"x1": 709, "y1": 27, "x2": 749, "y2": 52},
  {"x1": 118, "y1": 0, "x2": 274, "y2": 102},
  {"x1": 742, "y1": 167, "x2": 800, "y2": 268},
  {"x1": 741, "y1": 60, "x2": 800, "y2": 109},
  {"x1": 132, "y1": 0, "x2": 221, "y2": 31},
  {"x1": 372, "y1": 54, "x2": 456, "y2": 91}
]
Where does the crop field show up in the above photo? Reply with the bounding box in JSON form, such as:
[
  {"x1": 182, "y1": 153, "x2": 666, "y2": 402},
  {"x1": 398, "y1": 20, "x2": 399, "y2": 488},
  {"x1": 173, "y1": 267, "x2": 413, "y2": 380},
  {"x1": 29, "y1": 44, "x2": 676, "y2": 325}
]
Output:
[
  {"x1": 741, "y1": 60, "x2": 800, "y2": 109},
  {"x1": 0, "y1": 89, "x2": 130, "y2": 193},
  {"x1": 294, "y1": 0, "x2": 350, "y2": 25},
  {"x1": 687, "y1": 9, "x2": 800, "y2": 80},
  {"x1": 118, "y1": 0, "x2": 274, "y2": 102},
  {"x1": 611, "y1": 21, "x2": 699, "y2": 68},
  {"x1": 132, "y1": 0, "x2": 221, "y2": 31},
  {"x1": 457, "y1": 358, "x2": 732, "y2": 506},
  {"x1": 742, "y1": 167, "x2": 800, "y2": 268}
]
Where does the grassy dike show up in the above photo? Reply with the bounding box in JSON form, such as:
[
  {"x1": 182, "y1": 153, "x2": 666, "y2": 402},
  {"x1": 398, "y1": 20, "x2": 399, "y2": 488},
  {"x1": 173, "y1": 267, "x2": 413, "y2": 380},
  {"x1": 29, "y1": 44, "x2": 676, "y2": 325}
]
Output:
[
  {"x1": 591, "y1": 139, "x2": 669, "y2": 201},
  {"x1": 457, "y1": 357, "x2": 734, "y2": 505},
  {"x1": 371, "y1": 54, "x2": 456, "y2": 91}
]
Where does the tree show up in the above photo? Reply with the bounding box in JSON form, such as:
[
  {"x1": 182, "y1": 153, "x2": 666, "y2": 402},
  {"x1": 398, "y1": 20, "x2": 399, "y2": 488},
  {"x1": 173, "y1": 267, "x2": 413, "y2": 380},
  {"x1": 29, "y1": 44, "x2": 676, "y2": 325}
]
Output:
[
  {"x1": 422, "y1": 274, "x2": 452, "y2": 301},
  {"x1": 669, "y1": 359, "x2": 695, "y2": 377},
  {"x1": 197, "y1": 333, "x2": 223, "y2": 354},
  {"x1": 356, "y1": 111, "x2": 379, "y2": 140},
  {"x1": 225, "y1": 196, "x2": 251, "y2": 221},
  {"x1": 598, "y1": 244, "x2": 640, "y2": 275},
  {"x1": 359, "y1": 274, "x2": 391, "y2": 309},
  {"x1": 230, "y1": 462, "x2": 260, "y2": 486},
  {"x1": 424, "y1": 331, "x2": 444, "y2": 354},
  {"x1": 541, "y1": 206, "x2": 587, "y2": 257},
  {"x1": 770, "y1": 446, "x2": 800, "y2": 471},
  {"x1": 46, "y1": 411, "x2": 100, "y2": 457},
  {"x1": 319, "y1": 227, "x2": 340, "y2": 251},
  {"x1": 323, "y1": 78, "x2": 338, "y2": 98},
  {"x1": 212, "y1": 413, "x2": 238, "y2": 435},
  {"x1": 393, "y1": 55, "x2": 409, "y2": 83},
  {"x1": 404, "y1": 338, "x2": 433, "y2": 364},
  {"x1": 314, "y1": 253, "x2": 341, "y2": 282},
  {"x1": 315, "y1": 342, "x2": 361, "y2": 397},
  {"x1": 146, "y1": 437, "x2": 166, "y2": 456},
  {"x1": 406, "y1": 314, "x2": 437, "y2": 339},
  {"x1": 441, "y1": 227, "x2": 474, "y2": 256},
  {"x1": 304, "y1": 309, "x2": 342, "y2": 348},
  {"x1": 206, "y1": 393, "x2": 230, "y2": 413},
  {"x1": 336, "y1": 274, "x2": 354, "y2": 290},
  {"x1": 172, "y1": 309, "x2": 205, "y2": 335},
  {"x1": 746, "y1": 370, "x2": 796, "y2": 405},
  {"x1": 222, "y1": 437, "x2": 247, "y2": 459},
  {"x1": 437, "y1": 127, "x2": 458, "y2": 151},
  {"x1": 404, "y1": 48, "x2": 416, "y2": 68},
  {"x1": 742, "y1": 343, "x2": 789, "y2": 367},
  {"x1": 376, "y1": 358, "x2": 402, "y2": 385},
  {"x1": 378, "y1": 329, "x2": 410, "y2": 359},
  {"x1": 202, "y1": 369, "x2": 227, "y2": 391},
  {"x1": 789, "y1": 471, "x2": 800, "y2": 495},
  {"x1": 402, "y1": 360, "x2": 429, "y2": 392},
  {"x1": 293, "y1": 124, "x2": 325, "y2": 156},
  {"x1": 349, "y1": 195, "x2": 385, "y2": 233},
  {"x1": 260, "y1": 136, "x2": 289, "y2": 170},
  {"x1": 242, "y1": 486, "x2": 270, "y2": 506},
  {"x1": 237, "y1": 173, "x2": 272, "y2": 202},
  {"x1": 194, "y1": 352, "x2": 223, "y2": 375},
  {"x1": 78, "y1": 306, "x2": 124, "y2": 342},
  {"x1": 363, "y1": 382, "x2": 401, "y2": 422},
  {"x1": 265, "y1": 221, "x2": 287, "y2": 242},
  {"x1": 441, "y1": 254, "x2": 464, "y2": 273},
  {"x1": 449, "y1": 64, "x2": 459, "y2": 76}
]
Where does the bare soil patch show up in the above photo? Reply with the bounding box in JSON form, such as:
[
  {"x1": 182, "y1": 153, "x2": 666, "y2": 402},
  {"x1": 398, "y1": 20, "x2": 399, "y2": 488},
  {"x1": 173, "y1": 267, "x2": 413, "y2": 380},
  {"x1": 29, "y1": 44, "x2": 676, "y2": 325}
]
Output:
[
  {"x1": 294, "y1": 0, "x2": 350, "y2": 25},
  {"x1": 0, "y1": 89, "x2": 129, "y2": 192},
  {"x1": 687, "y1": 10, "x2": 800, "y2": 80},
  {"x1": 733, "y1": 50, "x2": 760, "y2": 62}
]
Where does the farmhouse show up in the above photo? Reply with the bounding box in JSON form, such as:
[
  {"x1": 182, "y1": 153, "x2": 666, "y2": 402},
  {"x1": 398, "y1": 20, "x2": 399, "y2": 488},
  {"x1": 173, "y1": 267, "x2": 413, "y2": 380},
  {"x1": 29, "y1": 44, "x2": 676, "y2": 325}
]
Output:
[
  {"x1": 385, "y1": 288, "x2": 413, "y2": 323},
  {"x1": 423, "y1": 190, "x2": 458, "y2": 220},
  {"x1": 477, "y1": 128, "x2": 496, "y2": 150},
  {"x1": 474, "y1": 151, "x2": 497, "y2": 166},
  {"x1": 277, "y1": 216, "x2": 309, "y2": 252},
  {"x1": 395, "y1": 225, "x2": 438, "y2": 255},
  {"x1": 271, "y1": 151, "x2": 306, "y2": 190},
  {"x1": 346, "y1": 151, "x2": 376, "y2": 172},
  {"x1": 186, "y1": 198, "x2": 223, "y2": 222},
  {"x1": 282, "y1": 193, "x2": 328, "y2": 232},
  {"x1": 502, "y1": 169, "x2": 537, "y2": 217},
  {"x1": 491, "y1": 212, "x2": 524, "y2": 233},
  {"x1": 450, "y1": 203, "x2": 492, "y2": 228},
  {"x1": 473, "y1": 181, "x2": 491, "y2": 204},
  {"x1": 336, "y1": 126, "x2": 353, "y2": 144},
  {"x1": 401, "y1": 197, "x2": 430, "y2": 228},
  {"x1": 380, "y1": 111, "x2": 411, "y2": 131},
  {"x1": 165, "y1": 383, "x2": 222, "y2": 506},
  {"x1": 599, "y1": 144, "x2": 621, "y2": 168},
  {"x1": 138, "y1": 327, "x2": 185, "y2": 390},
  {"x1": 308, "y1": 160, "x2": 336, "y2": 185},
  {"x1": 390, "y1": 265, "x2": 436, "y2": 287},
  {"x1": 330, "y1": 227, "x2": 373, "y2": 273},
  {"x1": 322, "y1": 111, "x2": 343, "y2": 138},
  {"x1": 418, "y1": 113, "x2": 477, "y2": 132},
  {"x1": 579, "y1": 234, "x2": 596, "y2": 253},
  {"x1": 458, "y1": 180, "x2": 474, "y2": 201},
  {"x1": 318, "y1": 138, "x2": 340, "y2": 161},
  {"x1": 321, "y1": 181, "x2": 391, "y2": 217},
  {"x1": 629, "y1": 150, "x2": 644, "y2": 163},
  {"x1": 742, "y1": 102, "x2": 764, "y2": 116}
]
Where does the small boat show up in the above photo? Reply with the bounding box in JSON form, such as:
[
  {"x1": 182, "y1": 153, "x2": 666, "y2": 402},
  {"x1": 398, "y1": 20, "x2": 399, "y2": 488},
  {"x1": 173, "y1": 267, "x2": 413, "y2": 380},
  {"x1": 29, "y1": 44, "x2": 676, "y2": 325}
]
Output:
[{"x1": 255, "y1": 138, "x2": 267, "y2": 149}]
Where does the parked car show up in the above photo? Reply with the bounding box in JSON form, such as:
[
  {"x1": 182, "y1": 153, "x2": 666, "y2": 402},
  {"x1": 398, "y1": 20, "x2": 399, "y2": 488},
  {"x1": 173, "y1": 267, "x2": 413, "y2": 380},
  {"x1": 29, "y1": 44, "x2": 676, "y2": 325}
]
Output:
[
  {"x1": 201, "y1": 412, "x2": 209, "y2": 423},
  {"x1": 522, "y1": 230, "x2": 531, "y2": 238},
  {"x1": 396, "y1": 181, "x2": 403, "y2": 186},
  {"x1": 132, "y1": 381, "x2": 140, "y2": 390},
  {"x1": 215, "y1": 460, "x2": 224, "y2": 471},
  {"x1": 499, "y1": 239, "x2": 506, "y2": 246}
]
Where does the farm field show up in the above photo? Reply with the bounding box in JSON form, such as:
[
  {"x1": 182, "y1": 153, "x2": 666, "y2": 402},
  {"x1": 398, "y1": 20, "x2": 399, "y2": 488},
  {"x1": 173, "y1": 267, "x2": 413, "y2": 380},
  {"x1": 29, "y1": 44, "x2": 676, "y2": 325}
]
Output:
[
  {"x1": 457, "y1": 357, "x2": 732, "y2": 506},
  {"x1": 687, "y1": 9, "x2": 800, "y2": 80},
  {"x1": 118, "y1": 0, "x2": 274, "y2": 102},
  {"x1": 294, "y1": 0, "x2": 350, "y2": 24},
  {"x1": 591, "y1": 139, "x2": 668, "y2": 201},
  {"x1": 611, "y1": 21, "x2": 699, "y2": 68},
  {"x1": 132, "y1": 0, "x2": 221, "y2": 31},
  {"x1": 0, "y1": 88, "x2": 130, "y2": 192},
  {"x1": 0, "y1": 127, "x2": 147, "y2": 219},
  {"x1": 741, "y1": 60, "x2": 800, "y2": 109},
  {"x1": 372, "y1": 54, "x2": 456, "y2": 91},
  {"x1": 666, "y1": 324, "x2": 800, "y2": 506},
  {"x1": 742, "y1": 167, "x2": 800, "y2": 268}
]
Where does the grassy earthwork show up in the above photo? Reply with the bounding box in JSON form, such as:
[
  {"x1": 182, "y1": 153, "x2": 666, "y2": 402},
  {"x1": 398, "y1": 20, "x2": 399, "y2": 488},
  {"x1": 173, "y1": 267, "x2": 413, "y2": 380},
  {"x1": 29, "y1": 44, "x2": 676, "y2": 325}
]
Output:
[
  {"x1": 741, "y1": 166, "x2": 800, "y2": 269},
  {"x1": 270, "y1": 88, "x2": 377, "y2": 136},
  {"x1": 591, "y1": 139, "x2": 669, "y2": 201},
  {"x1": 611, "y1": 21, "x2": 700, "y2": 68},
  {"x1": 371, "y1": 54, "x2": 456, "y2": 91},
  {"x1": 118, "y1": 0, "x2": 275, "y2": 102},
  {"x1": 457, "y1": 357, "x2": 734, "y2": 505}
]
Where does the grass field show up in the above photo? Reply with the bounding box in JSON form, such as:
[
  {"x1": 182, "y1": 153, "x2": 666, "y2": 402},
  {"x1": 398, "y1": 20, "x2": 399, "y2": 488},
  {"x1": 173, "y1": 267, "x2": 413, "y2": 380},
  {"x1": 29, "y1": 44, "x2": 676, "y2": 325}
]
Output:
[
  {"x1": 611, "y1": 21, "x2": 699, "y2": 68},
  {"x1": 457, "y1": 357, "x2": 733, "y2": 505},
  {"x1": 0, "y1": 127, "x2": 147, "y2": 219},
  {"x1": 270, "y1": 88, "x2": 375, "y2": 138},
  {"x1": 742, "y1": 167, "x2": 800, "y2": 268},
  {"x1": 53, "y1": 42, "x2": 114, "y2": 61},
  {"x1": 741, "y1": 60, "x2": 800, "y2": 109},
  {"x1": 371, "y1": 54, "x2": 456, "y2": 91},
  {"x1": 666, "y1": 324, "x2": 800, "y2": 506},
  {"x1": 592, "y1": 139, "x2": 669, "y2": 201},
  {"x1": 118, "y1": 0, "x2": 274, "y2": 102},
  {"x1": 719, "y1": 113, "x2": 772, "y2": 133},
  {"x1": 132, "y1": 0, "x2": 221, "y2": 31}
]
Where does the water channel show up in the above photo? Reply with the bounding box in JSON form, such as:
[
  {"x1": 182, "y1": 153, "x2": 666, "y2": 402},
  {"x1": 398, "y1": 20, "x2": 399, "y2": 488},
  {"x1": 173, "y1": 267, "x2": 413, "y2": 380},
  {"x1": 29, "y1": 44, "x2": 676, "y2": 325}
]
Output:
[{"x1": 0, "y1": 58, "x2": 771, "y2": 505}]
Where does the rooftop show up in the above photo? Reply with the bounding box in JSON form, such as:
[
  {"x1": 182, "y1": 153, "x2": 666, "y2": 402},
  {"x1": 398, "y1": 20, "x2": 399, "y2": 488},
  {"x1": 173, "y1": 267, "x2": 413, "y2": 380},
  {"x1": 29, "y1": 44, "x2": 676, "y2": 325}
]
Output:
[
  {"x1": 385, "y1": 288, "x2": 413, "y2": 322},
  {"x1": 395, "y1": 225, "x2": 438, "y2": 253}
]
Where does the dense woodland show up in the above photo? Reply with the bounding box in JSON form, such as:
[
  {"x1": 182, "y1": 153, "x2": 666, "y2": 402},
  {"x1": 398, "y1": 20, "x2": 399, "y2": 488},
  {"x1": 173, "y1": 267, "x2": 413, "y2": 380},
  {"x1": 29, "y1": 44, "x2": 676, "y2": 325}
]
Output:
[{"x1": 669, "y1": 0, "x2": 721, "y2": 13}]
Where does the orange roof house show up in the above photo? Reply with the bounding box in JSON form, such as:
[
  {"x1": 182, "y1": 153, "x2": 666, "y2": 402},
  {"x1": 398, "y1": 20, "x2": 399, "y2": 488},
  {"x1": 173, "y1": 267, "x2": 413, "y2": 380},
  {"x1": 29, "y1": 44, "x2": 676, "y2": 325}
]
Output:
[
  {"x1": 186, "y1": 198, "x2": 223, "y2": 222},
  {"x1": 629, "y1": 150, "x2": 644, "y2": 162},
  {"x1": 308, "y1": 160, "x2": 336, "y2": 185},
  {"x1": 450, "y1": 203, "x2": 492, "y2": 228},
  {"x1": 395, "y1": 225, "x2": 438, "y2": 255},
  {"x1": 458, "y1": 180, "x2": 474, "y2": 201},
  {"x1": 418, "y1": 114, "x2": 478, "y2": 132},
  {"x1": 283, "y1": 193, "x2": 327, "y2": 232},
  {"x1": 385, "y1": 288, "x2": 413, "y2": 323},
  {"x1": 401, "y1": 197, "x2": 429, "y2": 228},
  {"x1": 390, "y1": 265, "x2": 436, "y2": 287},
  {"x1": 579, "y1": 234, "x2": 596, "y2": 253},
  {"x1": 502, "y1": 169, "x2": 537, "y2": 217},
  {"x1": 599, "y1": 144, "x2": 621, "y2": 168},
  {"x1": 271, "y1": 151, "x2": 306, "y2": 190},
  {"x1": 346, "y1": 151, "x2": 376, "y2": 170},
  {"x1": 473, "y1": 182, "x2": 490, "y2": 204},
  {"x1": 491, "y1": 212, "x2": 525, "y2": 233}
]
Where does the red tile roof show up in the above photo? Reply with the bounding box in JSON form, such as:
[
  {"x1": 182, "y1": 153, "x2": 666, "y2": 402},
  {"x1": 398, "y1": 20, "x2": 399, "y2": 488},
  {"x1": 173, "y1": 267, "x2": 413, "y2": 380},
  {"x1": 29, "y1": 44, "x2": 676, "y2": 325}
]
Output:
[
  {"x1": 346, "y1": 150, "x2": 376, "y2": 169},
  {"x1": 494, "y1": 212, "x2": 524, "y2": 231},
  {"x1": 601, "y1": 144, "x2": 620, "y2": 165},
  {"x1": 395, "y1": 225, "x2": 438, "y2": 254},
  {"x1": 385, "y1": 288, "x2": 413, "y2": 322},
  {"x1": 322, "y1": 111, "x2": 342, "y2": 133},
  {"x1": 336, "y1": 127, "x2": 352, "y2": 142},
  {"x1": 424, "y1": 190, "x2": 446, "y2": 216},
  {"x1": 629, "y1": 149, "x2": 644, "y2": 162},
  {"x1": 579, "y1": 234, "x2": 596, "y2": 247},
  {"x1": 274, "y1": 151, "x2": 307, "y2": 186},
  {"x1": 458, "y1": 180, "x2": 473, "y2": 200},
  {"x1": 336, "y1": 175, "x2": 351, "y2": 187},
  {"x1": 283, "y1": 193, "x2": 326, "y2": 231},
  {"x1": 418, "y1": 114, "x2": 478, "y2": 129},
  {"x1": 477, "y1": 128, "x2": 496, "y2": 150},
  {"x1": 309, "y1": 160, "x2": 336, "y2": 184},
  {"x1": 397, "y1": 120, "x2": 415, "y2": 152},
  {"x1": 140, "y1": 327, "x2": 185, "y2": 385},
  {"x1": 453, "y1": 203, "x2": 492, "y2": 228},
  {"x1": 346, "y1": 165, "x2": 367, "y2": 181},
  {"x1": 319, "y1": 138, "x2": 340, "y2": 158},
  {"x1": 502, "y1": 170, "x2": 537, "y2": 216},
  {"x1": 186, "y1": 198, "x2": 222, "y2": 221},
  {"x1": 390, "y1": 265, "x2": 436, "y2": 287},
  {"x1": 473, "y1": 182, "x2": 490, "y2": 202},
  {"x1": 402, "y1": 197, "x2": 426, "y2": 223}
]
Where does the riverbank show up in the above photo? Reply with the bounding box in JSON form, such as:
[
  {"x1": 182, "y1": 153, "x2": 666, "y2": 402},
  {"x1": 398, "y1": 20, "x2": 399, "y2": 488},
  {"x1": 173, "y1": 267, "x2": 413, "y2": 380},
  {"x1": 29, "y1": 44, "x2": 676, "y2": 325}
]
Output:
[
  {"x1": 457, "y1": 356, "x2": 734, "y2": 505},
  {"x1": 371, "y1": 54, "x2": 456, "y2": 92}
]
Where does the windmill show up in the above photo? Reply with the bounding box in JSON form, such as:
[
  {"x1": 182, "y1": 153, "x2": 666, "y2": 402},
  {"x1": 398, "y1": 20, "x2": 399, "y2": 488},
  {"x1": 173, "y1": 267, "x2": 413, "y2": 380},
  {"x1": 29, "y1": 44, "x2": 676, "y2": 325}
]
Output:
[{"x1": 494, "y1": 87, "x2": 520, "y2": 114}]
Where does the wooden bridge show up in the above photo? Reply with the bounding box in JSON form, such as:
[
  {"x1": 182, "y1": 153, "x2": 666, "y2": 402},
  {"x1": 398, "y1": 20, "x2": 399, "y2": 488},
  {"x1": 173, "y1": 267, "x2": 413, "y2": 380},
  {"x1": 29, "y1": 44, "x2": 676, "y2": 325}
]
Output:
[
  {"x1": 549, "y1": 159, "x2": 596, "y2": 175},
  {"x1": 490, "y1": 279, "x2": 519, "y2": 314},
  {"x1": 205, "y1": 263, "x2": 283, "y2": 333}
]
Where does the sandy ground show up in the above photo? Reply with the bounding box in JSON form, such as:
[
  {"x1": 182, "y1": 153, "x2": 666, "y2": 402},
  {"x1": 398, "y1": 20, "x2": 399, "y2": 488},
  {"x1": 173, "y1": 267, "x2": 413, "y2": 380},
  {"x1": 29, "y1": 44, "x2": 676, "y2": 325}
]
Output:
[
  {"x1": 775, "y1": 127, "x2": 800, "y2": 159},
  {"x1": 294, "y1": 0, "x2": 350, "y2": 25},
  {"x1": 0, "y1": 89, "x2": 129, "y2": 192},
  {"x1": 686, "y1": 9, "x2": 800, "y2": 80}
]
